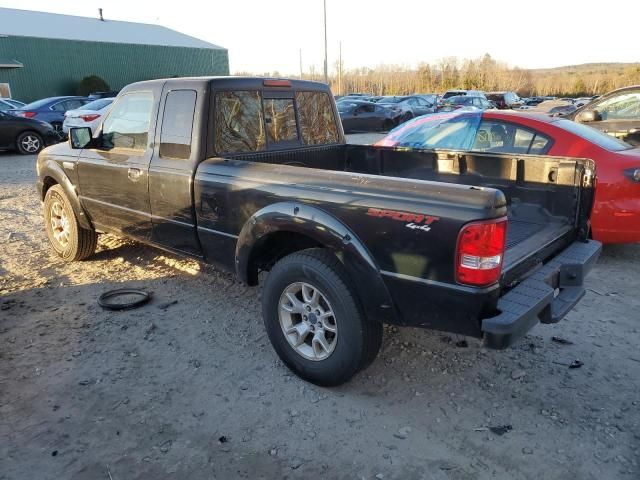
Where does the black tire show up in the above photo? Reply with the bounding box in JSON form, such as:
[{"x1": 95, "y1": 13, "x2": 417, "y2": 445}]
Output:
[
  {"x1": 16, "y1": 131, "x2": 44, "y2": 155},
  {"x1": 43, "y1": 185, "x2": 97, "y2": 261},
  {"x1": 262, "y1": 248, "x2": 382, "y2": 386},
  {"x1": 382, "y1": 119, "x2": 394, "y2": 131}
]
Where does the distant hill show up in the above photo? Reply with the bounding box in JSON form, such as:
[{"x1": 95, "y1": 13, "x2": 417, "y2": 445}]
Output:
[{"x1": 529, "y1": 62, "x2": 640, "y2": 75}]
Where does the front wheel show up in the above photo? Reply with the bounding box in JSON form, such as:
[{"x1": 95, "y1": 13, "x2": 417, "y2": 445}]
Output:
[
  {"x1": 16, "y1": 131, "x2": 43, "y2": 154},
  {"x1": 44, "y1": 185, "x2": 97, "y2": 261},
  {"x1": 262, "y1": 248, "x2": 382, "y2": 386}
]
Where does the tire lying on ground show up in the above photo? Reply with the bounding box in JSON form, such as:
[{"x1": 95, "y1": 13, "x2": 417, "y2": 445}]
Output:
[
  {"x1": 43, "y1": 184, "x2": 98, "y2": 261},
  {"x1": 262, "y1": 248, "x2": 383, "y2": 386}
]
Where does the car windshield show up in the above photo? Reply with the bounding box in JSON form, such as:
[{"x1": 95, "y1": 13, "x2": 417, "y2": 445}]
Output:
[
  {"x1": 554, "y1": 119, "x2": 633, "y2": 151},
  {"x1": 79, "y1": 98, "x2": 113, "y2": 111},
  {"x1": 377, "y1": 112, "x2": 481, "y2": 150},
  {"x1": 442, "y1": 92, "x2": 464, "y2": 99}
]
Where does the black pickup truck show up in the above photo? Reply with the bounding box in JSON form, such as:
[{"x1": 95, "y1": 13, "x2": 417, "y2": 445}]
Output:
[{"x1": 36, "y1": 77, "x2": 601, "y2": 385}]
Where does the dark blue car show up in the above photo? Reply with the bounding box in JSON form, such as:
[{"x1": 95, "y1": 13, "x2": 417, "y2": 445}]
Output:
[{"x1": 11, "y1": 96, "x2": 90, "y2": 134}]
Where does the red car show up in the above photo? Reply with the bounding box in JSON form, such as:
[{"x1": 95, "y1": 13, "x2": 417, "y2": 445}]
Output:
[{"x1": 375, "y1": 111, "x2": 640, "y2": 244}]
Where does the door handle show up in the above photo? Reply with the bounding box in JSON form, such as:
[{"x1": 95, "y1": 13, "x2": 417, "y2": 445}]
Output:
[{"x1": 128, "y1": 168, "x2": 142, "y2": 182}]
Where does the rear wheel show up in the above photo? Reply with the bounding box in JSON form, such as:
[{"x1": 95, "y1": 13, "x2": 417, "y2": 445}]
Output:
[
  {"x1": 16, "y1": 131, "x2": 43, "y2": 154},
  {"x1": 382, "y1": 119, "x2": 394, "y2": 131},
  {"x1": 44, "y1": 185, "x2": 97, "y2": 261},
  {"x1": 262, "y1": 248, "x2": 382, "y2": 386}
]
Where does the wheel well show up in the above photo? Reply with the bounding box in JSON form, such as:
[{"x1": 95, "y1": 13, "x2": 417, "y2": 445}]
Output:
[
  {"x1": 41, "y1": 176, "x2": 58, "y2": 200},
  {"x1": 246, "y1": 231, "x2": 324, "y2": 285}
]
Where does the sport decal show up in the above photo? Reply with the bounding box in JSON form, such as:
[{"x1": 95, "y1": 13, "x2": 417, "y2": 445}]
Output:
[{"x1": 366, "y1": 208, "x2": 440, "y2": 232}]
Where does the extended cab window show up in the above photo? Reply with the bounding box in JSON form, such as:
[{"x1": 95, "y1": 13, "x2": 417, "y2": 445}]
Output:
[
  {"x1": 263, "y1": 98, "x2": 298, "y2": 144},
  {"x1": 160, "y1": 90, "x2": 196, "y2": 160},
  {"x1": 102, "y1": 92, "x2": 153, "y2": 151},
  {"x1": 215, "y1": 91, "x2": 266, "y2": 154},
  {"x1": 295, "y1": 91, "x2": 339, "y2": 145}
]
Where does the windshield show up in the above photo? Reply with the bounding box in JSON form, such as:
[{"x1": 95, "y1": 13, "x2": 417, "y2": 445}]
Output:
[
  {"x1": 377, "y1": 112, "x2": 481, "y2": 150},
  {"x1": 554, "y1": 119, "x2": 633, "y2": 151},
  {"x1": 80, "y1": 98, "x2": 113, "y2": 111}
]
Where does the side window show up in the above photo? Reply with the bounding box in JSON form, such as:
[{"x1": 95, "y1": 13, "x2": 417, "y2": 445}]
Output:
[
  {"x1": 361, "y1": 104, "x2": 375, "y2": 113},
  {"x1": 595, "y1": 91, "x2": 640, "y2": 120},
  {"x1": 214, "y1": 90, "x2": 265, "y2": 154},
  {"x1": 295, "y1": 91, "x2": 339, "y2": 145},
  {"x1": 263, "y1": 98, "x2": 298, "y2": 144},
  {"x1": 65, "y1": 100, "x2": 84, "y2": 110},
  {"x1": 473, "y1": 120, "x2": 511, "y2": 151},
  {"x1": 160, "y1": 90, "x2": 196, "y2": 160},
  {"x1": 528, "y1": 134, "x2": 551, "y2": 154},
  {"x1": 102, "y1": 91, "x2": 154, "y2": 151},
  {"x1": 514, "y1": 128, "x2": 534, "y2": 149},
  {"x1": 50, "y1": 102, "x2": 66, "y2": 112}
]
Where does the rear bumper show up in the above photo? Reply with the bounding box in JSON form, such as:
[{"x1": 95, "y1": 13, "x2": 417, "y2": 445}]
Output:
[{"x1": 482, "y1": 240, "x2": 602, "y2": 349}]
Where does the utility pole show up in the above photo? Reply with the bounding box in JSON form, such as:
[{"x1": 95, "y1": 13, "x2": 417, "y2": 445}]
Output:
[
  {"x1": 299, "y1": 48, "x2": 303, "y2": 79},
  {"x1": 323, "y1": 0, "x2": 328, "y2": 85},
  {"x1": 338, "y1": 41, "x2": 342, "y2": 95}
]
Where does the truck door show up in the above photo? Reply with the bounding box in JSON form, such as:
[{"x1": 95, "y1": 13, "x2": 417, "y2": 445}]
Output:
[
  {"x1": 148, "y1": 88, "x2": 201, "y2": 255},
  {"x1": 77, "y1": 89, "x2": 158, "y2": 240}
]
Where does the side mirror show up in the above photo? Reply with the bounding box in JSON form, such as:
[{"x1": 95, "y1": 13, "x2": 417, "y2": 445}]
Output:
[
  {"x1": 68, "y1": 127, "x2": 93, "y2": 149},
  {"x1": 576, "y1": 109, "x2": 600, "y2": 123}
]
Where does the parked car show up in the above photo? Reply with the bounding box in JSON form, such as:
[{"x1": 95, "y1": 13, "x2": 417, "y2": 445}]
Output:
[
  {"x1": 375, "y1": 110, "x2": 640, "y2": 243},
  {"x1": 524, "y1": 96, "x2": 546, "y2": 106},
  {"x1": 0, "y1": 98, "x2": 25, "y2": 111},
  {"x1": 440, "y1": 89, "x2": 485, "y2": 102},
  {"x1": 376, "y1": 95, "x2": 435, "y2": 122},
  {"x1": 11, "y1": 96, "x2": 90, "y2": 134},
  {"x1": 338, "y1": 100, "x2": 397, "y2": 132},
  {"x1": 436, "y1": 95, "x2": 493, "y2": 112},
  {"x1": 524, "y1": 100, "x2": 577, "y2": 117},
  {"x1": 0, "y1": 110, "x2": 60, "y2": 154},
  {"x1": 486, "y1": 91, "x2": 523, "y2": 109},
  {"x1": 37, "y1": 76, "x2": 600, "y2": 385},
  {"x1": 62, "y1": 97, "x2": 114, "y2": 134},
  {"x1": 569, "y1": 85, "x2": 640, "y2": 146}
]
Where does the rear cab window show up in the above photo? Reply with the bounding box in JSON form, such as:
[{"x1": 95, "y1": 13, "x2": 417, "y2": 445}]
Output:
[
  {"x1": 160, "y1": 90, "x2": 197, "y2": 160},
  {"x1": 214, "y1": 89, "x2": 339, "y2": 155}
]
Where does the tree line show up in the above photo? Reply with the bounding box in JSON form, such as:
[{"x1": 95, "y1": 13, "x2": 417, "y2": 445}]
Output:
[{"x1": 238, "y1": 54, "x2": 640, "y2": 97}]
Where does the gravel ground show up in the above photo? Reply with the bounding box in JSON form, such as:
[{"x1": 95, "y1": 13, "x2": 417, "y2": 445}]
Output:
[{"x1": 0, "y1": 145, "x2": 639, "y2": 480}]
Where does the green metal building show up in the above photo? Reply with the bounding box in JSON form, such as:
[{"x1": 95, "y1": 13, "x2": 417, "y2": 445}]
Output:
[{"x1": 0, "y1": 8, "x2": 229, "y2": 102}]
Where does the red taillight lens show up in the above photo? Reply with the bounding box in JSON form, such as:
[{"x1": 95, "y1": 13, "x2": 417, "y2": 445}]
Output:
[
  {"x1": 456, "y1": 218, "x2": 508, "y2": 286},
  {"x1": 19, "y1": 111, "x2": 36, "y2": 118},
  {"x1": 79, "y1": 114, "x2": 100, "y2": 122}
]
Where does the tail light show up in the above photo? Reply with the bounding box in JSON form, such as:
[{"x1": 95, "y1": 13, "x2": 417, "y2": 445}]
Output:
[
  {"x1": 18, "y1": 111, "x2": 36, "y2": 118},
  {"x1": 456, "y1": 218, "x2": 508, "y2": 286},
  {"x1": 79, "y1": 114, "x2": 100, "y2": 122}
]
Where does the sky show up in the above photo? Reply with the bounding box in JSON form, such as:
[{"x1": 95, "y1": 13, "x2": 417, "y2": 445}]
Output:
[{"x1": 1, "y1": 0, "x2": 639, "y2": 74}]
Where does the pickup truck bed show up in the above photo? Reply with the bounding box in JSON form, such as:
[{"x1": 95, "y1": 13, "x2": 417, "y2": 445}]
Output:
[{"x1": 226, "y1": 143, "x2": 593, "y2": 286}]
